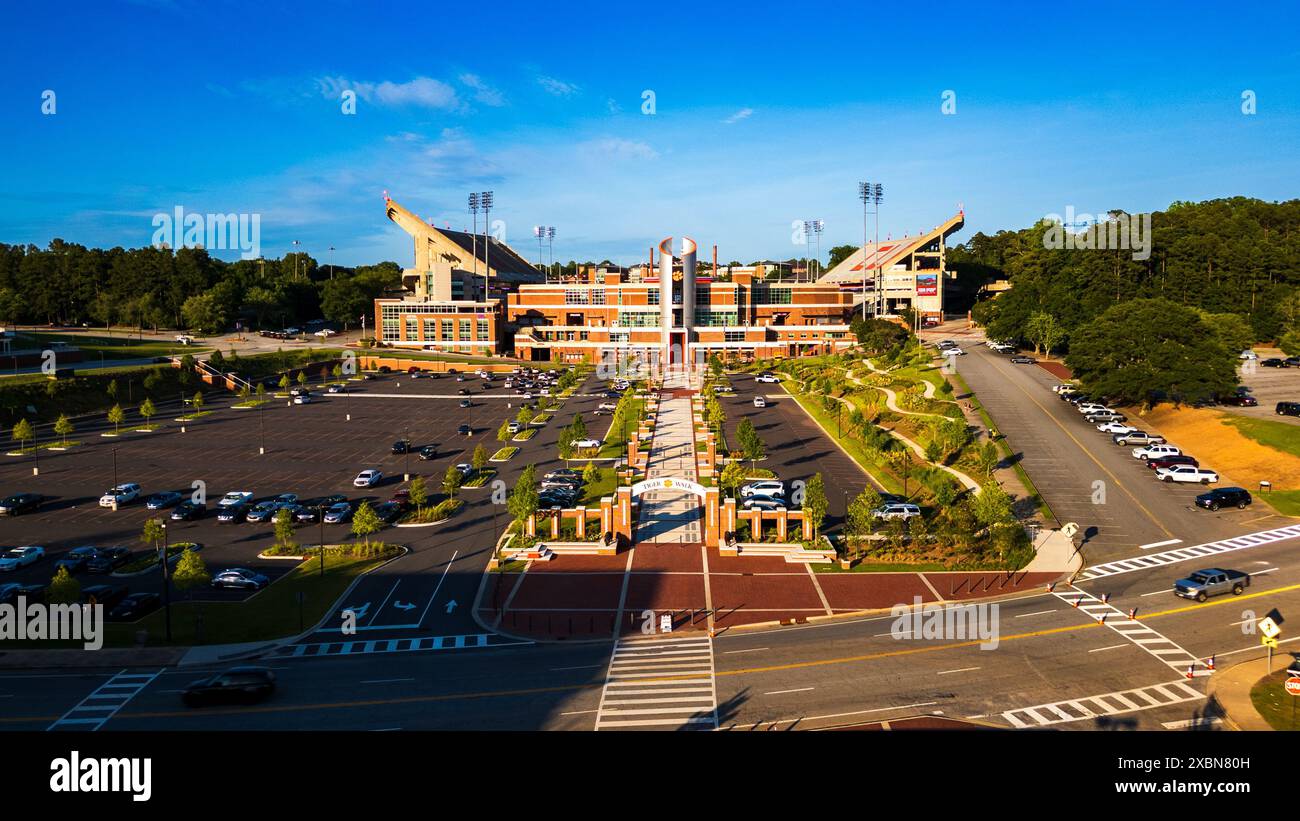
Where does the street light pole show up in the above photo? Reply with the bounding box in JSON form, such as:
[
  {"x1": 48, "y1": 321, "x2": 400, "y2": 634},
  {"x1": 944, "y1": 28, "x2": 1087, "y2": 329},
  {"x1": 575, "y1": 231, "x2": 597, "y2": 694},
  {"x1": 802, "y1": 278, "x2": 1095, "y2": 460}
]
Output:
[
  {"x1": 160, "y1": 522, "x2": 172, "y2": 642},
  {"x1": 318, "y1": 503, "x2": 326, "y2": 577}
]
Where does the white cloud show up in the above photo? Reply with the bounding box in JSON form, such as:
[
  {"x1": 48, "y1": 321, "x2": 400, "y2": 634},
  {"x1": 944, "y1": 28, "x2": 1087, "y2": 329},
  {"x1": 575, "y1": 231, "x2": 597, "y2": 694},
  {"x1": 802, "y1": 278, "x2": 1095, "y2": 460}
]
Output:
[
  {"x1": 578, "y1": 137, "x2": 658, "y2": 161},
  {"x1": 459, "y1": 73, "x2": 506, "y2": 107},
  {"x1": 315, "y1": 75, "x2": 463, "y2": 110},
  {"x1": 723, "y1": 107, "x2": 754, "y2": 124},
  {"x1": 537, "y1": 75, "x2": 580, "y2": 97},
  {"x1": 606, "y1": 98, "x2": 622, "y2": 114}
]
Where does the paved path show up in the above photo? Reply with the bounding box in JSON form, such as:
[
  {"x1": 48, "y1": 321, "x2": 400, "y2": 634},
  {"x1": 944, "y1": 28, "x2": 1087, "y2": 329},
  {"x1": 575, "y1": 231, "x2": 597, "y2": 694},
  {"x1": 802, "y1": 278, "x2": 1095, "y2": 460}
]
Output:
[{"x1": 635, "y1": 376, "x2": 702, "y2": 544}]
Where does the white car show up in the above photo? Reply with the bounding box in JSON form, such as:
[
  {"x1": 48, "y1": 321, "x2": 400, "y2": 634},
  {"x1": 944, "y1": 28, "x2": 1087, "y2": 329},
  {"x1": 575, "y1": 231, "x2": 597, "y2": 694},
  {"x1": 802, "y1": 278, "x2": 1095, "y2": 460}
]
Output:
[
  {"x1": 1077, "y1": 403, "x2": 1110, "y2": 416},
  {"x1": 1052, "y1": 384, "x2": 1078, "y2": 394},
  {"x1": 572, "y1": 439, "x2": 602, "y2": 450},
  {"x1": 354, "y1": 469, "x2": 383, "y2": 488},
  {"x1": 1239, "y1": 350, "x2": 1258, "y2": 360},
  {"x1": 98, "y1": 483, "x2": 141, "y2": 507},
  {"x1": 1133, "y1": 444, "x2": 1181, "y2": 461},
  {"x1": 314, "y1": 328, "x2": 338, "y2": 337},
  {"x1": 1096, "y1": 422, "x2": 1136, "y2": 435},
  {"x1": 0, "y1": 545, "x2": 45, "y2": 571},
  {"x1": 293, "y1": 393, "x2": 313, "y2": 404},
  {"x1": 507, "y1": 421, "x2": 523, "y2": 434},
  {"x1": 755, "y1": 374, "x2": 780, "y2": 384},
  {"x1": 175, "y1": 334, "x2": 194, "y2": 345},
  {"x1": 217, "y1": 491, "x2": 254, "y2": 507},
  {"x1": 597, "y1": 403, "x2": 618, "y2": 412},
  {"x1": 1155, "y1": 465, "x2": 1219, "y2": 484},
  {"x1": 753, "y1": 396, "x2": 767, "y2": 408},
  {"x1": 741, "y1": 480, "x2": 786, "y2": 498},
  {"x1": 872, "y1": 502, "x2": 922, "y2": 520},
  {"x1": 941, "y1": 347, "x2": 965, "y2": 356}
]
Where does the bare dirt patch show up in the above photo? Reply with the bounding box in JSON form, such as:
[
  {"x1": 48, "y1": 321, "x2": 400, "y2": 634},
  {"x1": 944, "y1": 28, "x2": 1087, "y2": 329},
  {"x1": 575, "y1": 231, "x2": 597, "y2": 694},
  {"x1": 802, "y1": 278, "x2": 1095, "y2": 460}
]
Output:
[{"x1": 1138, "y1": 406, "x2": 1300, "y2": 490}]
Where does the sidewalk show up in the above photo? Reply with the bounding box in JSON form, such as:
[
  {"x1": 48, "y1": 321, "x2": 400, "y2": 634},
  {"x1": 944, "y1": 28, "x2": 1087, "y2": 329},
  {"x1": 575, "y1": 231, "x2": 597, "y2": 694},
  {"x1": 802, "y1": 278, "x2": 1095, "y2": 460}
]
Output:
[
  {"x1": 0, "y1": 646, "x2": 187, "y2": 669},
  {"x1": 1207, "y1": 655, "x2": 1278, "y2": 730}
]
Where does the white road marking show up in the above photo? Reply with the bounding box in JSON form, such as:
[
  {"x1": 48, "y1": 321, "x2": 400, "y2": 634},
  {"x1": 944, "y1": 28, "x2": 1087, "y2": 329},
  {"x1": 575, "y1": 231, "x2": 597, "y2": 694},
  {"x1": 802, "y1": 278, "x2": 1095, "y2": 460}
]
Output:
[
  {"x1": 361, "y1": 678, "x2": 415, "y2": 684},
  {"x1": 1014, "y1": 609, "x2": 1057, "y2": 618},
  {"x1": 1162, "y1": 717, "x2": 1223, "y2": 730},
  {"x1": 1140, "y1": 539, "x2": 1183, "y2": 550},
  {"x1": 723, "y1": 647, "x2": 770, "y2": 654},
  {"x1": 549, "y1": 664, "x2": 605, "y2": 671},
  {"x1": 1089, "y1": 644, "x2": 1131, "y2": 653},
  {"x1": 1003, "y1": 679, "x2": 1205, "y2": 728},
  {"x1": 937, "y1": 667, "x2": 981, "y2": 675},
  {"x1": 764, "y1": 687, "x2": 815, "y2": 695}
]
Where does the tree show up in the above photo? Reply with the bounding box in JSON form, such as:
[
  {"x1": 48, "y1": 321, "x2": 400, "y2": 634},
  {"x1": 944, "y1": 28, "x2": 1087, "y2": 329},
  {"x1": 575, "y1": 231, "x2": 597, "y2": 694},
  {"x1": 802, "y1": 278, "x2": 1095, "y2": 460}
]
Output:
[
  {"x1": 11, "y1": 418, "x2": 34, "y2": 451},
  {"x1": 48, "y1": 566, "x2": 80, "y2": 604},
  {"x1": 845, "y1": 488, "x2": 883, "y2": 542},
  {"x1": 274, "y1": 508, "x2": 296, "y2": 549},
  {"x1": 107, "y1": 403, "x2": 124, "y2": 434},
  {"x1": 141, "y1": 517, "x2": 165, "y2": 551},
  {"x1": 516, "y1": 407, "x2": 534, "y2": 425},
  {"x1": 1066, "y1": 299, "x2": 1236, "y2": 407},
  {"x1": 443, "y1": 464, "x2": 463, "y2": 499},
  {"x1": 582, "y1": 461, "x2": 599, "y2": 486},
  {"x1": 719, "y1": 461, "x2": 745, "y2": 497},
  {"x1": 1196, "y1": 310, "x2": 1254, "y2": 356},
  {"x1": 191, "y1": 391, "x2": 204, "y2": 412},
  {"x1": 472, "y1": 443, "x2": 488, "y2": 473},
  {"x1": 497, "y1": 420, "x2": 511, "y2": 442},
  {"x1": 970, "y1": 482, "x2": 1015, "y2": 527},
  {"x1": 351, "y1": 501, "x2": 382, "y2": 545},
  {"x1": 408, "y1": 475, "x2": 428, "y2": 513},
  {"x1": 708, "y1": 353, "x2": 724, "y2": 380},
  {"x1": 296, "y1": 370, "x2": 307, "y2": 388},
  {"x1": 1025, "y1": 311, "x2": 1066, "y2": 356},
  {"x1": 977, "y1": 440, "x2": 1001, "y2": 476},
  {"x1": 139, "y1": 397, "x2": 156, "y2": 426},
  {"x1": 172, "y1": 548, "x2": 210, "y2": 597},
  {"x1": 827, "y1": 244, "x2": 858, "y2": 269},
  {"x1": 278, "y1": 373, "x2": 291, "y2": 392},
  {"x1": 53, "y1": 413, "x2": 73, "y2": 445},
  {"x1": 107, "y1": 378, "x2": 118, "y2": 400},
  {"x1": 737, "y1": 418, "x2": 765, "y2": 468},
  {"x1": 802, "y1": 473, "x2": 828, "y2": 538},
  {"x1": 507, "y1": 464, "x2": 540, "y2": 524}
]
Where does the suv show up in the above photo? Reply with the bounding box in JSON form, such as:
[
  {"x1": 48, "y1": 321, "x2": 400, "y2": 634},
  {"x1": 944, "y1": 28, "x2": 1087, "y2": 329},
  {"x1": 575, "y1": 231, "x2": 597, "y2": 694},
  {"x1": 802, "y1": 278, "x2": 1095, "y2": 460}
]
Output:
[
  {"x1": 1277, "y1": 402, "x2": 1300, "y2": 417},
  {"x1": 872, "y1": 502, "x2": 922, "y2": 520},
  {"x1": 0, "y1": 492, "x2": 41, "y2": 516},
  {"x1": 741, "y1": 480, "x2": 785, "y2": 499},
  {"x1": 1195, "y1": 487, "x2": 1252, "y2": 511},
  {"x1": 1133, "y1": 444, "x2": 1181, "y2": 460},
  {"x1": 99, "y1": 483, "x2": 142, "y2": 508}
]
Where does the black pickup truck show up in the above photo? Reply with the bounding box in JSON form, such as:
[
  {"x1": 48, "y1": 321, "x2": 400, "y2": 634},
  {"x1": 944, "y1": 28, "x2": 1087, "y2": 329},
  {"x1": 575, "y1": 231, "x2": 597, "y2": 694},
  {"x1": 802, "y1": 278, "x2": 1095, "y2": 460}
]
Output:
[{"x1": 1173, "y1": 568, "x2": 1250, "y2": 602}]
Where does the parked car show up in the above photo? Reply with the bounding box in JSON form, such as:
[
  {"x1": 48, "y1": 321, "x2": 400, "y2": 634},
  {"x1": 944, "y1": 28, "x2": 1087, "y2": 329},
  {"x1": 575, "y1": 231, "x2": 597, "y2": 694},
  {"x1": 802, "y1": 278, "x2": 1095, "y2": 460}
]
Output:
[
  {"x1": 572, "y1": 438, "x2": 602, "y2": 449},
  {"x1": 388, "y1": 489, "x2": 411, "y2": 509},
  {"x1": 217, "y1": 491, "x2": 254, "y2": 508},
  {"x1": 1195, "y1": 486, "x2": 1252, "y2": 511},
  {"x1": 1262, "y1": 358, "x2": 1290, "y2": 368},
  {"x1": 1096, "y1": 422, "x2": 1137, "y2": 435},
  {"x1": 1277, "y1": 401, "x2": 1300, "y2": 417},
  {"x1": 873, "y1": 502, "x2": 922, "y2": 520},
  {"x1": 391, "y1": 440, "x2": 412, "y2": 454},
  {"x1": 85, "y1": 546, "x2": 132, "y2": 573},
  {"x1": 170, "y1": 500, "x2": 206, "y2": 521},
  {"x1": 216, "y1": 502, "x2": 249, "y2": 523},
  {"x1": 353, "y1": 469, "x2": 383, "y2": 488},
  {"x1": 1219, "y1": 394, "x2": 1258, "y2": 407},
  {"x1": 145, "y1": 491, "x2": 183, "y2": 510},
  {"x1": 507, "y1": 421, "x2": 523, "y2": 434},
  {"x1": 1155, "y1": 465, "x2": 1219, "y2": 484},
  {"x1": 328, "y1": 384, "x2": 344, "y2": 394},
  {"x1": 245, "y1": 500, "x2": 282, "y2": 523},
  {"x1": 0, "y1": 492, "x2": 41, "y2": 516},
  {"x1": 1114, "y1": 431, "x2": 1167, "y2": 446},
  {"x1": 54, "y1": 546, "x2": 100, "y2": 573},
  {"x1": 293, "y1": 393, "x2": 313, "y2": 404},
  {"x1": 99, "y1": 483, "x2": 142, "y2": 508},
  {"x1": 457, "y1": 424, "x2": 472, "y2": 436},
  {"x1": 182, "y1": 666, "x2": 276, "y2": 707},
  {"x1": 109, "y1": 592, "x2": 161, "y2": 621},
  {"x1": 323, "y1": 502, "x2": 353, "y2": 524},
  {"x1": 0, "y1": 545, "x2": 45, "y2": 571},
  {"x1": 1146, "y1": 454, "x2": 1200, "y2": 471},
  {"x1": 0, "y1": 582, "x2": 45, "y2": 605},
  {"x1": 597, "y1": 403, "x2": 618, "y2": 412},
  {"x1": 212, "y1": 568, "x2": 270, "y2": 590},
  {"x1": 741, "y1": 480, "x2": 786, "y2": 498},
  {"x1": 1084, "y1": 411, "x2": 1127, "y2": 424},
  {"x1": 1010, "y1": 356, "x2": 1036, "y2": 364},
  {"x1": 1239, "y1": 350, "x2": 1258, "y2": 361},
  {"x1": 546, "y1": 469, "x2": 581, "y2": 481},
  {"x1": 419, "y1": 445, "x2": 438, "y2": 460},
  {"x1": 459, "y1": 399, "x2": 472, "y2": 408},
  {"x1": 753, "y1": 396, "x2": 767, "y2": 408},
  {"x1": 742, "y1": 496, "x2": 785, "y2": 511},
  {"x1": 81, "y1": 584, "x2": 128, "y2": 608},
  {"x1": 1133, "y1": 444, "x2": 1181, "y2": 460},
  {"x1": 373, "y1": 502, "x2": 402, "y2": 523},
  {"x1": 1174, "y1": 568, "x2": 1249, "y2": 601}
]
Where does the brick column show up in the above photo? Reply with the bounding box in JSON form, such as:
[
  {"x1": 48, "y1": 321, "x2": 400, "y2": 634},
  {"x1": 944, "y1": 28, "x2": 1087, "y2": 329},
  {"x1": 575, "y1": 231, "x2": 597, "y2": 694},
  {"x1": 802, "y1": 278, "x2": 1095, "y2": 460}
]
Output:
[
  {"x1": 703, "y1": 487, "x2": 719, "y2": 545},
  {"x1": 616, "y1": 486, "x2": 633, "y2": 541},
  {"x1": 576, "y1": 507, "x2": 587, "y2": 539},
  {"x1": 801, "y1": 512, "x2": 813, "y2": 540},
  {"x1": 751, "y1": 509, "x2": 762, "y2": 541},
  {"x1": 550, "y1": 510, "x2": 561, "y2": 539},
  {"x1": 776, "y1": 508, "x2": 788, "y2": 541},
  {"x1": 629, "y1": 432, "x2": 639, "y2": 468},
  {"x1": 723, "y1": 497, "x2": 736, "y2": 537},
  {"x1": 526, "y1": 513, "x2": 537, "y2": 537},
  {"x1": 600, "y1": 496, "x2": 613, "y2": 536}
]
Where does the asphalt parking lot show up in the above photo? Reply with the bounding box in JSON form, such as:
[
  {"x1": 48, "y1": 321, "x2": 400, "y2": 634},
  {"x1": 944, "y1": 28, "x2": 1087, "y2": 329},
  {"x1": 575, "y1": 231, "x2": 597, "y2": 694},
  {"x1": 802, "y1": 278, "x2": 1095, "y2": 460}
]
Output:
[
  {"x1": 1220, "y1": 358, "x2": 1300, "y2": 424},
  {"x1": 947, "y1": 339, "x2": 1287, "y2": 562},
  {"x1": 713, "y1": 372, "x2": 871, "y2": 532},
  {"x1": 0, "y1": 369, "x2": 613, "y2": 624}
]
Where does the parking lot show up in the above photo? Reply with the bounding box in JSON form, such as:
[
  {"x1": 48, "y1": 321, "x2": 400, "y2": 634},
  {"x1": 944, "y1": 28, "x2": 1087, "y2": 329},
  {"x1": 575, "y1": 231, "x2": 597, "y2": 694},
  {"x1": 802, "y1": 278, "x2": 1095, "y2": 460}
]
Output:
[
  {"x1": 0, "y1": 368, "x2": 613, "y2": 627},
  {"x1": 1219, "y1": 356, "x2": 1300, "y2": 424}
]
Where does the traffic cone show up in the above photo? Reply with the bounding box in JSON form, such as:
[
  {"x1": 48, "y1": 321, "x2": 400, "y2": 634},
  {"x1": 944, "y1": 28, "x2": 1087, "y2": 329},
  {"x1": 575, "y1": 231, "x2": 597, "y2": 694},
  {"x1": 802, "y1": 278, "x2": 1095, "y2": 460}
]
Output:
[
  {"x1": 1186, "y1": 665, "x2": 1194, "y2": 680},
  {"x1": 1128, "y1": 608, "x2": 1138, "y2": 620},
  {"x1": 1047, "y1": 582, "x2": 1055, "y2": 593},
  {"x1": 1072, "y1": 597, "x2": 1080, "y2": 608},
  {"x1": 1097, "y1": 612, "x2": 1106, "y2": 624},
  {"x1": 1101, "y1": 593, "x2": 1110, "y2": 604},
  {"x1": 1206, "y1": 655, "x2": 1215, "y2": 671}
]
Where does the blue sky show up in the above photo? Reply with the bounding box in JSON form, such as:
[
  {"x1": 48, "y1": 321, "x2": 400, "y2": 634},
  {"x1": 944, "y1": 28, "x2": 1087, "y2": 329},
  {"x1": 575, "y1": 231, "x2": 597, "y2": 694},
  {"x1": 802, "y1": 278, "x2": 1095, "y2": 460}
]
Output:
[{"x1": 2, "y1": 0, "x2": 1298, "y2": 268}]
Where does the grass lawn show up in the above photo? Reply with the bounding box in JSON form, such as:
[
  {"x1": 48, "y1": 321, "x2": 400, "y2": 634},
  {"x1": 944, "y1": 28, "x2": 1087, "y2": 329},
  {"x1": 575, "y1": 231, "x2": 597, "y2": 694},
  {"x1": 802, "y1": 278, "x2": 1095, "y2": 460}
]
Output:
[
  {"x1": 1250, "y1": 669, "x2": 1300, "y2": 730},
  {"x1": 29, "y1": 552, "x2": 389, "y2": 648},
  {"x1": 1259, "y1": 489, "x2": 1300, "y2": 517},
  {"x1": 490, "y1": 446, "x2": 519, "y2": 461},
  {"x1": 1223, "y1": 416, "x2": 1300, "y2": 460},
  {"x1": 599, "y1": 395, "x2": 646, "y2": 457},
  {"x1": 512, "y1": 429, "x2": 537, "y2": 442},
  {"x1": 463, "y1": 468, "x2": 498, "y2": 488},
  {"x1": 579, "y1": 466, "x2": 618, "y2": 506},
  {"x1": 22, "y1": 331, "x2": 213, "y2": 359}
]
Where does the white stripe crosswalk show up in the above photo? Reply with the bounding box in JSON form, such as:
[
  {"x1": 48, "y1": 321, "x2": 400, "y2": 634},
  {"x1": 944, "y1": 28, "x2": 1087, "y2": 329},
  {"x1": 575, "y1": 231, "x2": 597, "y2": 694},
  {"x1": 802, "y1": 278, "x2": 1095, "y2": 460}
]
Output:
[
  {"x1": 48, "y1": 669, "x2": 163, "y2": 731},
  {"x1": 1002, "y1": 679, "x2": 1206, "y2": 728},
  {"x1": 1050, "y1": 586, "x2": 1211, "y2": 676},
  {"x1": 1076, "y1": 524, "x2": 1300, "y2": 581},
  {"x1": 283, "y1": 633, "x2": 529, "y2": 658},
  {"x1": 595, "y1": 635, "x2": 718, "y2": 730}
]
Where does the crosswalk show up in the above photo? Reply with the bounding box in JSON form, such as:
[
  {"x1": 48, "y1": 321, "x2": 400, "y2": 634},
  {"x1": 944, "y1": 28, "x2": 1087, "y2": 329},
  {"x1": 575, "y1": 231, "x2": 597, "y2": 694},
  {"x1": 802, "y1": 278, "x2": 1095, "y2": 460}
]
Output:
[
  {"x1": 595, "y1": 634, "x2": 718, "y2": 730},
  {"x1": 48, "y1": 669, "x2": 163, "y2": 731},
  {"x1": 283, "y1": 633, "x2": 529, "y2": 658},
  {"x1": 1003, "y1": 679, "x2": 1206, "y2": 728},
  {"x1": 1077, "y1": 524, "x2": 1300, "y2": 581},
  {"x1": 1050, "y1": 585, "x2": 1211, "y2": 676}
]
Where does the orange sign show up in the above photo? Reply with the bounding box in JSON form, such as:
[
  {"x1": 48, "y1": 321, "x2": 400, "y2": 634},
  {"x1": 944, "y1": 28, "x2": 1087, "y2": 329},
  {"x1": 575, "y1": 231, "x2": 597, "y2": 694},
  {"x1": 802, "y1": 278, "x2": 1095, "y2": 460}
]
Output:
[{"x1": 1285, "y1": 677, "x2": 1300, "y2": 696}]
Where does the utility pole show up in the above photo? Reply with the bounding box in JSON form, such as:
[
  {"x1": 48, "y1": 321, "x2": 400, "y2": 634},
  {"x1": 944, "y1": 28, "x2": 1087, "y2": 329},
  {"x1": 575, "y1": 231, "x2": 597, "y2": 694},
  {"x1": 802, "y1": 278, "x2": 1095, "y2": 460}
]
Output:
[{"x1": 159, "y1": 522, "x2": 172, "y2": 642}]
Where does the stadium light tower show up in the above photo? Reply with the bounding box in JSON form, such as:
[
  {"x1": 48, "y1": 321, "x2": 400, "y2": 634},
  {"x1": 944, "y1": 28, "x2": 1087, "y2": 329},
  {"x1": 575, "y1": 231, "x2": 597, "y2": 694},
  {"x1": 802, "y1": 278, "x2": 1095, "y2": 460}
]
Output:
[
  {"x1": 546, "y1": 226, "x2": 556, "y2": 278},
  {"x1": 468, "y1": 193, "x2": 480, "y2": 281},
  {"x1": 480, "y1": 191, "x2": 494, "y2": 301},
  {"x1": 803, "y1": 219, "x2": 824, "y2": 280},
  {"x1": 858, "y1": 182, "x2": 884, "y2": 318}
]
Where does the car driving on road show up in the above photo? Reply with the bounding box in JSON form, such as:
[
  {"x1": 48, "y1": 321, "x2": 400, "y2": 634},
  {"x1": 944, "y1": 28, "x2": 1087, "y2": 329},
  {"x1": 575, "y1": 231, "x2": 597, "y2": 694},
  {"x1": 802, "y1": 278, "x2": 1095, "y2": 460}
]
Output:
[
  {"x1": 1174, "y1": 568, "x2": 1249, "y2": 601},
  {"x1": 183, "y1": 666, "x2": 276, "y2": 708}
]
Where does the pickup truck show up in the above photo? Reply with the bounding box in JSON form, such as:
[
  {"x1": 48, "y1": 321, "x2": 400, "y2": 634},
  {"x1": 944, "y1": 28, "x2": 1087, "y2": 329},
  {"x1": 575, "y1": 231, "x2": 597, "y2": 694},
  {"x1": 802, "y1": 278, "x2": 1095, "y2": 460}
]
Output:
[{"x1": 1173, "y1": 568, "x2": 1250, "y2": 602}]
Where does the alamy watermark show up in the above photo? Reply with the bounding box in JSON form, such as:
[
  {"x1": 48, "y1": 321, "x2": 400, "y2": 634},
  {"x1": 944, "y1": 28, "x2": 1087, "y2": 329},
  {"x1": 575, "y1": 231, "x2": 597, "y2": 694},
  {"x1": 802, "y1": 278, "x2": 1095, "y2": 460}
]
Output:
[
  {"x1": 890, "y1": 596, "x2": 1000, "y2": 650},
  {"x1": 0, "y1": 598, "x2": 103, "y2": 650},
  {"x1": 1042, "y1": 207, "x2": 1151, "y2": 261},
  {"x1": 151, "y1": 206, "x2": 261, "y2": 260}
]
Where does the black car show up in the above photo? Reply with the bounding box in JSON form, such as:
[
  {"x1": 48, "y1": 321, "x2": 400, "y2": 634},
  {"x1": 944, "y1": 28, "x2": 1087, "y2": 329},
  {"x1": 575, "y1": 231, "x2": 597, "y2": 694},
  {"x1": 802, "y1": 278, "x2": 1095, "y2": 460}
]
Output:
[
  {"x1": 457, "y1": 424, "x2": 472, "y2": 436},
  {"x1": 54, "y1": 546, "x2": 100, "y2": 573},
  {"x1": 418, "y1": 445, "x2": 438, "y2": 460},
  {"x1": 1010, "y1": 356, "x2": 1036, "y2": 364},
  {"x1": 216, "y1": 501, "x2": 250, "y2": 523},
  {"x1": 373, "y1": 502, "x2": 402, "y2": 523},
  {"x1": 109, "y1": 592, "x2": 162, "y2": 620},
  {"x1": 85, "y1": 546, "x2": 132, "y2": 574},
  {"x1": 171, "y1": 500, "x2": 206, "y2": 521},
  {"x1": 391, "y1": 440, "x2": 412, "y2": 454},
  {"x1": 1195, "y1": 487, "x2": 1252, "y2": 511},
  {"x1": 1219, "y1": 394, "x2": 1258, "y2": 407},
  {"x1": 1, "y1": 582, "x2": 46, "y2": 604},
  {"x1": 1278, "y1": 402, "x2": 1300, "y2": 417},
  {"x1": 0, "y1": 492, "x2": 41, "y2": 516},
  {"x1": 457, "y1": 388, "x2": 471, "y2": 395},
  {"x1": 602, "y1": 390, "x2": 622, "y2": 399},
  {"x1": 81, "y1": 584, "x2": 128, "y2": 608},
  {"x1": 182, "y1": 666, "x2": 276, "y2": 707},
  {"x1": 1262, "y1": 358, "x2": 1290, "y2": 368},
  {"x1": 459, "y1": 399, "x2": 472, "y2": 408}
]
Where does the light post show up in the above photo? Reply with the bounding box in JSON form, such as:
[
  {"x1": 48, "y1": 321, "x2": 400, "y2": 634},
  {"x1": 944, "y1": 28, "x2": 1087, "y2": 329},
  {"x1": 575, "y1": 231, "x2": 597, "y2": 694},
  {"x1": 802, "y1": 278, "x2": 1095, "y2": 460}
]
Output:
[
  {"x1": 547, "y1": 227, "x2": 556, "y2": 280},
  {"x1": 534, "y1": 225, "x2": 548, "y2": 275},
  {"x1": 112, "y1": 447, "x2": 118, "y2": 489},
  {"x1": 404, "y1": 426, "x2": 411, "y2": 481},
  {"x1": 258, "y1": 401, "x2": 265, "y2": 455},
  {"x1": 159, "y1": 521, "x2": 172, "y2": 642},
  {"x1": 468, "y1": 193, "x2": 480, "y2": 283},
  {"x1": 859, "y1": 182, "x2": 883, "y2": 317},
  {"x1": 803, "y1": 220, "x2": 824, "y2": 281},
  {"x1": 318, "y1": 502, "x2": 327, "y2": 577},
  {"x1": 480, "y1": 190, "x2": 494, "y2": 301}
]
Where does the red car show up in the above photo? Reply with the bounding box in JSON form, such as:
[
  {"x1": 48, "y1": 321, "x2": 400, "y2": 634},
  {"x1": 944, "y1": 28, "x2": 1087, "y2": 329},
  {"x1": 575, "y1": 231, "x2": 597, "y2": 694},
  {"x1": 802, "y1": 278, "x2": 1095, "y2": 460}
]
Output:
[
  {"x1": 1147, "y1": 454, "x2": 1199, "y2": 471},
  {"x1": 1220, "y1": 394, "x2": 1258, "y2": 407}
]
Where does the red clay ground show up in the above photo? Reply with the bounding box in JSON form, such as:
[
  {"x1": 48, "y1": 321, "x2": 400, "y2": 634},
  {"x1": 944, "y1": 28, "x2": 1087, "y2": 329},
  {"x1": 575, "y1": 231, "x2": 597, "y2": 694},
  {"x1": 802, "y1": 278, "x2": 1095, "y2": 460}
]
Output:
[{"x1": 480, "y1": 545, "x2": 1064, "y2": 640}]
